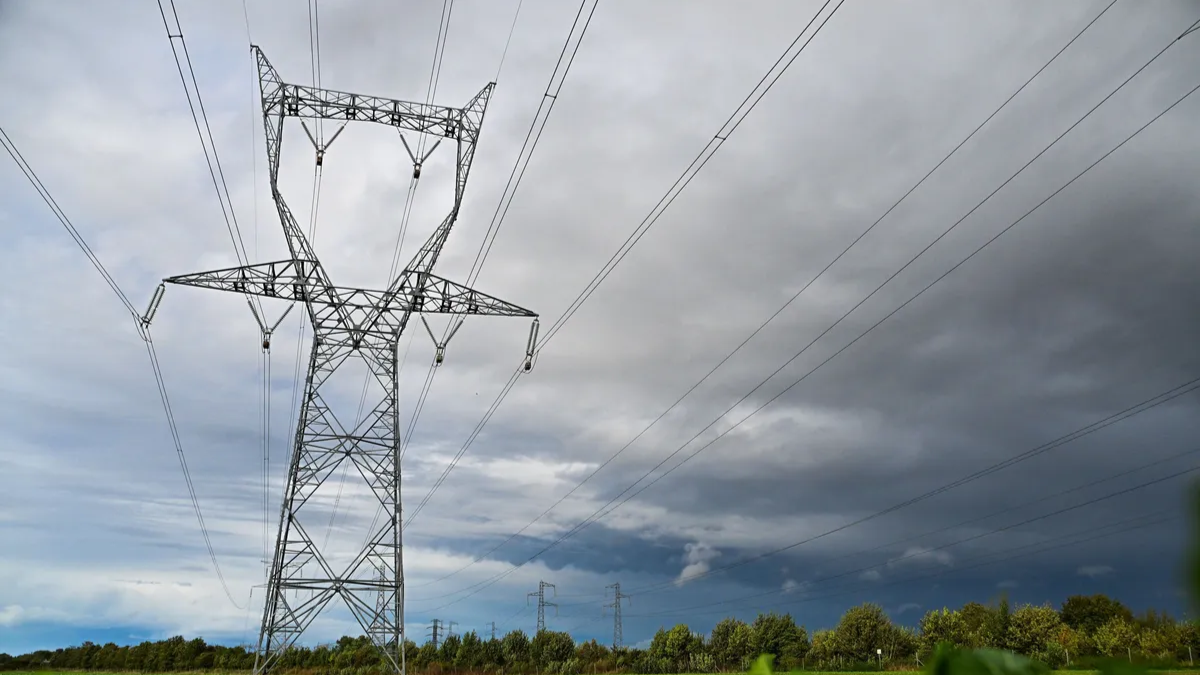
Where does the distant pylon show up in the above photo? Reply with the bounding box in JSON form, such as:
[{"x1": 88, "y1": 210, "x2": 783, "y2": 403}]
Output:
[
  {"x1": 428, "y1": 619, "x2": 442, "y2": 650},
  {"x1": 527, "y1": 581, "x2": 557, "y2": 633},
  {"x1": 487, "y1": 621, "x2": 498, "y2": 641},
  {"x1": 447, "y1": 620, "x2": 458, "y2": 639},
  {"x1": 604, "y1": 583, "x2": 630, "y2": 649}
]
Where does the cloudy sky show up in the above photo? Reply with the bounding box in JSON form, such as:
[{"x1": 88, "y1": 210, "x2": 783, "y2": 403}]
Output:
[{"x1": 3, "y1": 0, "x2": 1200, "y2": 656}]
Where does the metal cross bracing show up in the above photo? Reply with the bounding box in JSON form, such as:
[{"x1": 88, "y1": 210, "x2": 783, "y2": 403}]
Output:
[
  {"x1": 145, "y1": 46, "x2": 538, "y2": 675},
  {"x1": 603, "y1": 583, "x2": 630, "y2": 650},
  {"x1": 527, "y1": 581, "x2": 556, "y2": 634}
]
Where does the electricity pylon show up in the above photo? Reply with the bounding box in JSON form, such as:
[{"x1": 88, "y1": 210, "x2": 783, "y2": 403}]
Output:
[
  {"x1": 428, "y1": 620, "x2": 443, "y2": 650},
  {"x1": 144, "y1": 46, "x2": 538, "y2": 675},
  {"x1": 527, "y1": 581, "x2": 557, "y2": 633},
  {"x1": 486, "y1": 621, "x2": 497, "y2": 641},
  {"x1": 603, "y1": 583, "x2": 630, "y2": 649}
]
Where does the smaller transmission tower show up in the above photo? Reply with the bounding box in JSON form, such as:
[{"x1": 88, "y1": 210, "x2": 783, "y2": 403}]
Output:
[
  {"x1": 604, "y1": 583, "x2": 631, "y2": 649},
  {"x1": 447, "y1": 621, "x2": 459, "y2": 639},
  {"x1": 428, "y1": 620, "x2": 443, "y2": 650},
  {"x1": 487, "y1": 622, "x2": 498, "y2": 641},
  {"x1": 527, "y1": 581, "x2": 557, "y2": 633}
]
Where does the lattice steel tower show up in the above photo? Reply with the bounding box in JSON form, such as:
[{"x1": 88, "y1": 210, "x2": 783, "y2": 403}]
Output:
[
  {"x1": 527, "y1": 581, "x2": 556, "y2": 633},
  {"x1": 604, "y1": 583, "x2": 630, "y2": 649},
  {"x1": 147, "y1": 47, "x2": 538, "y2": 675}
]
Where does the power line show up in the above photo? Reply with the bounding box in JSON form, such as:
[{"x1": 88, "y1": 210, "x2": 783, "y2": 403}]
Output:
[
  {"x1": 353, "y1": 0, "x2": 463, "y2": 547},
  {"x1": 544, "y1": 375, "x2": 1200, "y2": 613},
  {"x1": 402, "y1": 0, "x2": 600, "y2": 532},
  {"x1": 630, "y1": 508, "x2": 1178, "y2": 619},
  {"x1": 494, "y1": 0, "x2": 525, "y2": 83},
  {"x1": 464, "y1": 0, "x2": 599, "y2": 289},
  {"x1": 622, "y1": 441, "x2": 1200, "y2": 615},
  {"x1": 1, "y1": 125, "x2": 244, "y2": 609},
  {"x1": 403, "y1": 0, "x2": 847, "y2": 568},
  {"x1": 532, "y1": 0, "x2": 846, "y2": 352},
  {"x1": 154, "y1": 0, "x2": 256, "y2": 300},
  {"x1": 405, "y1": 0, "x2": 1119, "y2": 590},
  {"x1": 414, "y1": 0, "x2": 1190, "y2": 607},
  {"x1": 452, "y1": 26, "x2": 1200, "y2": 609},
  {"x1": 607, "y1": 380, "x2": 1200, "y2": 600},
  {"x1": 0, "y1": 127, "x2": 137, "y2": 318},
  {"x1": 561, "y1": 20, "x2": 1200, "y2": 572}
]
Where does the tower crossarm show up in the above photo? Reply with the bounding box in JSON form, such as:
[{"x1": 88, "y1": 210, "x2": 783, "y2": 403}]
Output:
[
  {"x1": 164, "y1": 259, "x2": 329, "y2": 302},
  {"x1": 366, "y1": 271, "x2": 536, "y2": 336},
  {"x1": 253, "y1": 45, "x2": 494, "y2": 210},
  {"x1": 165, "y1": 262, "x2": 535, "y2": 342}
]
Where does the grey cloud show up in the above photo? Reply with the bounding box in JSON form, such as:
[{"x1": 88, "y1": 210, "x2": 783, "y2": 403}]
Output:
[{"x1": 2, "y1": 0, "x2": 1198, "y2": 651}]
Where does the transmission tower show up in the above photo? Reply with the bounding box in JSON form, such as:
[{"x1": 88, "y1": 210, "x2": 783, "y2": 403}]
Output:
[
  {"x1": 145, "y1": 46, "x2": 538, "y2": 675},
  {"x1": 603, "y1": 583, "x2": 630, "y2": 649},
  {"x1": 486, "y1": 621, "x2": 497, "y2": 641},
  {"x1": 428, "y1": 619, "x2": 443, "y2": 650},
  {"x1": 527, "y1": 581, "x2": 557, "y2": 633},
  {"x1": 447, "y1": 621, "x2": 459, "y2": 639}
]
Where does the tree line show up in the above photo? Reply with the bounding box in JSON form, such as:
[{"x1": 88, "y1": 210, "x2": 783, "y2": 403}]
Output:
[{"x1": 2, "y1": 593, "x2": 1196, "y2": 674}]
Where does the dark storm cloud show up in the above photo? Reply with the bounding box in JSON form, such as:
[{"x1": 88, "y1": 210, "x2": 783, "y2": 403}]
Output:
[{"x1": 2, "y1": 0, "x2": 1199, "y2": 652}]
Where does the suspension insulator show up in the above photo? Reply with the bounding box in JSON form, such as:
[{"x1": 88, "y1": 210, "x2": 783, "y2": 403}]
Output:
[
  {"x1": 263, "y1": 337, "x2": 271, "y2": 350},
  {"x1": 413, "y1": 164, "x2": 422, "y2": 180}
]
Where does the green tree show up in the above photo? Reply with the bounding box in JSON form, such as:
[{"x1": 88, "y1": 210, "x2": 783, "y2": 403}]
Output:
[
  {"x1": 958, "y1": 602, "x2": 995, "y2": 649},
  {"x1": 750, "y1": 612, "x2": 809, "y2": 666},
  {"x1": 989, "y1": 595, "x2": 1013, "y2": 651},
  {"x1": 886, "y1": 624, "x2": 920, "y2": 662},
  {"x1": 709, "y1": 617, "x2": 755, "y2": 670},
  {"x1": 481, "y1": 637, "x2": 504, "y2": 669},
  {"x1": 1061, "y1": 595, "x2": 1135, "y2": 637},
  {"x1": 1092, "y1": 616, "x2": 1137, "y2": 659},
  {"x1": 1052, "y1": 624, "x2": 1082, "y2": 666},
  {"x1": 1006, "y1": 604, "x2": 1063, "y2": 664},
  {"x1": 576, "y1": 639, "x2": 608, "y2": 667},
  {"x1": 440, "y1": 633, "x2": 462, "y2": 665},
  {"x1": 808, "y1": 631, "x2": 836, "y2": 668},
  {"x1": 456, "y1": 630, "x2": 483, "y2": 669},
  {"x1": 531, "y1": 630, "x2": 575, "y2": 667},
  {"x1": 920, "y1": 608, "x2": 965, "y2": 657},
  {"x1": 502, "y1": 629, "x2": 531, "y2": 667},
  {"x1": 834, "y1": 602, "x2": 894, "y2": 662},
  {"x1": 649, "y1": 624, "x2": 702, "y2": 672}
]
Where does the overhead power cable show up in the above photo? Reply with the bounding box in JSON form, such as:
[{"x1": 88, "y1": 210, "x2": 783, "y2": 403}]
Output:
[
  {"x1": 617, "y1": 443, "x2": 1200, "y2": 614},
  {"x1": 476, "y1": 22, "x2": 1200, "y2": 605},
  {"x1": 532, "y1": 74, "x2": 1200, "y2": 605},
  {"x1": 1, "y1": 128, "x2": 138, "y2": 317},
  {"x1": 410, "y1": 368, "x2": 1200, "y2": 611},
  {"x1": 567, "y1": 53, "x2": 1200, "y2": 570},
  {"x1": 402, "y1": 0, "x2": 846, "y2": 539},
  {"x1": 351, "y1": 0, "x2": 462, "y2": 549},
  {"x1": 1, "y1": 126, "x2": 244, "y2": 609},
  {"x1": 406, "y1": 0, "x2": 1119, "y2": 589},
  {"x1": 410, "y1": 62, "x2": 1200, "y2": 608},
  {"x1": 155, "y1": 0, "x2": 259, "y2": 318},
  {"x1": 239, "y1": 0, "x2": 271, "y2": 587},
  {"x1": 630, "y1": 508, "x2": 1178, "y2": 619},
  {"x1": 402, "y1": 0, "x2": 601, "y2": 531},
  {"x1": 464, "y1": 0, "x2": 599, "y2": 289}
]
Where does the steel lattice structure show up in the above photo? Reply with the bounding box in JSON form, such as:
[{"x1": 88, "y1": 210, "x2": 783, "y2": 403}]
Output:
[
  {"x1": 147, "y1": 46, "x2": 537, "y2": 675},
  {"x1": 604, "y1": 583, "x2": 630, "y2": 649},
  {"x1": 527, "y1": 581, "x2": 556, "y2": 634}
]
